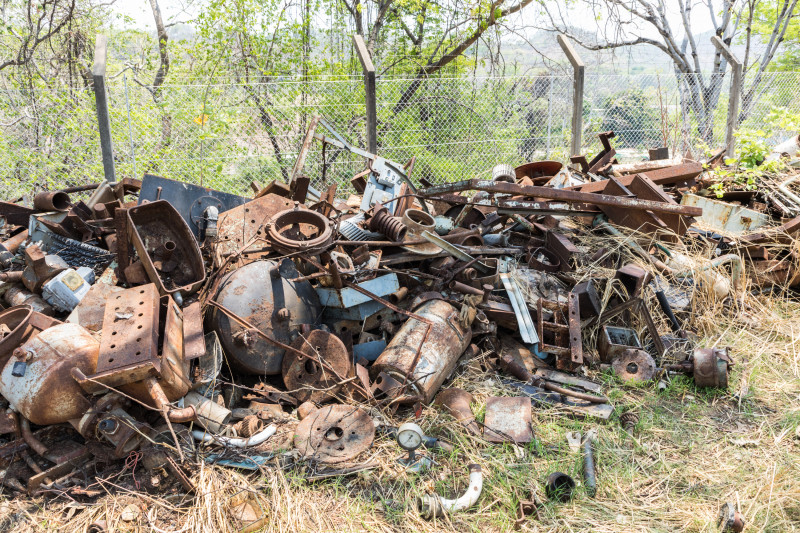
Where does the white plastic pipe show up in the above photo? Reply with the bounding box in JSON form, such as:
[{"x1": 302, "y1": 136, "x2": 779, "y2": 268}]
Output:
[
  {"x1": 419, "y1": 464, "x2": 483, "y2": 519},
  {"x1": 192, "y1": 424, "x2": 276, "y2": 448},
  {"x1": 778, "y1": 174, "x2": 800, "y2": 208}
]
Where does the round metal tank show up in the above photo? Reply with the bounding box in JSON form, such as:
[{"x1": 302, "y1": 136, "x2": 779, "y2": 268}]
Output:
[
  {"x1": 371, "y1": 299, "x2": 472, "y2": 403},
  {"x1": 0, "y1": 323, "x2": 99, "y2": 425},
  {"x1": 210, "y1": 258, "x2": 322, "y2": 375}
]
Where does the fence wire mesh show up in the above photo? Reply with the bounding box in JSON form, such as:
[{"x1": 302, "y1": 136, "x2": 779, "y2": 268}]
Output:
[{"x1": 2, "y1": 71, "x2": 800, "y2": 197}]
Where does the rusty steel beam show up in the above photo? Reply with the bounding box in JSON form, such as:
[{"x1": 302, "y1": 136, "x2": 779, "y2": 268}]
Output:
[
  {"x1": 418, "y1": 179, "x2": 702, "y2": 217},
  {"x1": 569, "y1": 162, "x2": 703, "y2": 193}
]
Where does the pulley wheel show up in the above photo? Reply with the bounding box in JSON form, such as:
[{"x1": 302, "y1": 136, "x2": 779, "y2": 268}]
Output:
[
  {"x1": 294, "y1": 404, "x2": 374, "y2": 463},
  {"x1": 282, "y1": 330, "x2": 351, "y2": 403}
]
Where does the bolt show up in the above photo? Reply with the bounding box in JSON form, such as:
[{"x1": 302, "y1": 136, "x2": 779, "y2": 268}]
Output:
[{"x1": 620, "y1": 411, "x2": 639, "y2": 435}]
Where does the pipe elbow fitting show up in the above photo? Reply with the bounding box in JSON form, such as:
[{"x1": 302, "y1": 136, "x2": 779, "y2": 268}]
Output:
[{"x1": 418, "y1": 464, "x2": 483, "y2": 519}]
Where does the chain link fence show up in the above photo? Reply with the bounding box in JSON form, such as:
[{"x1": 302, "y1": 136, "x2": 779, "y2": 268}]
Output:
[{"x1": 2, "y1": 70, "x2": 800, "y2": 197}]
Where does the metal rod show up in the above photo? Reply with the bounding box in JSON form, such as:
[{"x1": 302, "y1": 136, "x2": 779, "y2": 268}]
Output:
[{"x1": 583, "y1": 433, "x2": 597, "y2": 497}]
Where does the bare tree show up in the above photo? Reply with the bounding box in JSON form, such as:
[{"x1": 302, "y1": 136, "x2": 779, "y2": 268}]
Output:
[
  {"x1": 0, "y1": 0, "x2": 78, "y2": 71},
  {"x1": 338, "y1": 0, "x2": 537, "y2": 114},
  {"x1": 535, "y1": 0, "x2": 798, "y2": 145},
  {"x1": 134, "y1": 0, "x2": 173, "y2": 163}
]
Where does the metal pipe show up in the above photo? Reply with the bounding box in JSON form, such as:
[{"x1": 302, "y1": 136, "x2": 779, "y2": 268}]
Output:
[
  {"x1": 583, "y1": 434, "x2": 597, "y2": 497},
  {"x1": 33, "y1": 191, "x2": 70, "y2": 212},
  {"x1": 145, "y1": 377, "x2": 197, "y2": 423},
  {"x1": 545, "y1": 472, "x2": 575, "y2": 502},
  {"x1": 20, "y1": 417, "x2": 49, "y2": 457},
  {"x1": 0, "y1": 272, "x2": 23, "y2": 282},
  {"x1": 0, "y1": 230, "x2": 29, "y2": 254},
  {"x1": 192, "y1": 424, "x2": 277, "y2": 448},
  {"x1": 655, "y1": 289, "x2": 681, "y2": 333},
  {"x1": 448, "y1": 280, "x2": 484, "y2": 296},
  {"x1": 389, "y1": 287, "x2": 408, "y2": 304},
  {"x1": 418, "y1": 464, "x2": 482, "y2": 518}
]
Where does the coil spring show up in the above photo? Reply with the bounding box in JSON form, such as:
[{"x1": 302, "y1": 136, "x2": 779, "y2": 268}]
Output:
[{"x1": 369, "y1": 207, "x2": 407, "y2": 242}]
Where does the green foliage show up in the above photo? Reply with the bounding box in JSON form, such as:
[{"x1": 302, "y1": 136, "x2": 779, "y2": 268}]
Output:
[
  {"x1": 600, "y1": 88, "x2": 661, "y2": 148},
  {"x1": 732, "y1": 128, "x2": 770, "y2": 168}
]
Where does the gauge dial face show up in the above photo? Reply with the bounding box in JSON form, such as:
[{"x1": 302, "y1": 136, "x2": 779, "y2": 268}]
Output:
[{"x1": 397, "y1": 422, "x2": 423, "y2": 450}]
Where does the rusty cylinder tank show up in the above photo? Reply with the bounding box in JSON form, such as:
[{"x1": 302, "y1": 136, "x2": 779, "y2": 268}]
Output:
[
  {"x1": 371, "y1": 299, "x2": 472, "y2": 404},
  {"x1": 0, "y1": 323, "x2": 99, "y2": 425},
  {"x1": 210, "y1": 258, "x2": 322, "y2": 375}
]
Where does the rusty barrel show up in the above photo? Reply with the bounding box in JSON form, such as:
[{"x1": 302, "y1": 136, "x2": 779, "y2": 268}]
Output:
[{"x1": 371, "y1": 299, "x2": 472, "y2": 404}]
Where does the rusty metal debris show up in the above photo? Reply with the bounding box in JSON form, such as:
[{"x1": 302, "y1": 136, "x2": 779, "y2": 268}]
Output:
[
  {"x1": 0, "y1": 123, "x2": 779, "y2": 519},
  {"x1": 294, "y1": 404, "x2": 374, "y2": 463}
]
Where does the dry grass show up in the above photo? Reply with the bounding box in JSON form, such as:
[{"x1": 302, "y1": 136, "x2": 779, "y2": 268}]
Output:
[{"x1": 2, "y1": 228, "x2": 800, "y2": 533}]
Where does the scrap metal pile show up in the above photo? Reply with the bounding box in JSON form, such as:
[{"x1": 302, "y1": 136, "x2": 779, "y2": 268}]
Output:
[{"x1": 0, "y1": 121, "x2": 797, "y2": 526}]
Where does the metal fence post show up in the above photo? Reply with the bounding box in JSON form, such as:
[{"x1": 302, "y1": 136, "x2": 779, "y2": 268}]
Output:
[
  {"x1": 711, "y1": 36, "x2": 743, "y2": 159},
  {"x1": 557, "y1": 35, "x2": 585, "y2": 157},
  {"x1": 123, "y1": 74, "x2": 137, "y2": 179},
  {"x1": 545, "y1": 77, "x2": 554, "y2": 158},
  {"x1": 92, "y1": 34, "x2": 116, "y2": 184},
  {"x1": 353, "y1": 35, "x2": 377, "y2": 153}
]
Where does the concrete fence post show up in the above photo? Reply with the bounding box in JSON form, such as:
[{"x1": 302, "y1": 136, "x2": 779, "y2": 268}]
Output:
[
  {"x1": 557, "y1": 34, "x2": 585, "y2": 158},
  {"x1": 93, "y1": 34, "x2": 116, "y2": 184},
  {"x1": 353, "y1": 35, "x2": 377, "y2": 154},
  {"x1": 711, "y1": 36, "x2": 743, "y2": 159}
]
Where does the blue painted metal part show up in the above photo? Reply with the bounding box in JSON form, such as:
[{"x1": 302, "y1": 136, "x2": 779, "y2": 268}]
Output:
[
  {"x1": 315, "y1": 273, "x2": 399, "y2": 308},
  {"x1": 353, "y1": 339, "x2": 387, "y2": 361}
]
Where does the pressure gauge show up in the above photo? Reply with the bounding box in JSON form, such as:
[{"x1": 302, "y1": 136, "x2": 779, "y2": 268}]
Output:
[{"x1": 397, "y1": 423, "x2": 424, "y2": 451}]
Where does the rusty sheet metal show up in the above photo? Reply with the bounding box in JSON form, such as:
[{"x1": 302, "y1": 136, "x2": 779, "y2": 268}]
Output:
[
  {"x1": 282, "y1": 329, "x2": 351, "y2": 403},
  {"x1": 149, "y1": 295, "x2": 191, "y2": 400},
  {"x1": 483, "y1": 396, "x2": 532, "y2": 443},
  {"x1": 418, "y1": 179, "x2": 703, "y2": 218},
  {"x1": 681, "y1": 193, "x2": 770, "y2": 234},
  {"x1": 213, "y1": 193, "x2": 295, "y2": 267},
  {"x1": 89, "y1": 284, "x2": 161, "y2": 391},
  {"x1": 600, "y1": 177, "x2": 669, "y2": 236},
  {"x1": 0, "y1": 201, "x2": 33, "y2": 226},
  {"x1": 182, "y1": 301, "x2": 205, "y2": 361},
  {"x1": 127, "y1": 200, "x2": 206, "y2": 297},
  {"x1": 624, "y1": 174, "x2": 693, "y2": 236},
  {"x1": 294, "y1": 404, "x2": 375, "y2": 464},
  {"x1": 65, "y1": 281, "x2": 125, "y2": 333},
  {"x1": 434, "y1": 388, "x2": 480, "y2": 435}
]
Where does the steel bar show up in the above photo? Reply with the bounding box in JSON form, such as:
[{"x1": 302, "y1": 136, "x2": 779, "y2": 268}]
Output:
[{"x1": 418, "y1": 179, "x2": 703, "y2": 217}]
